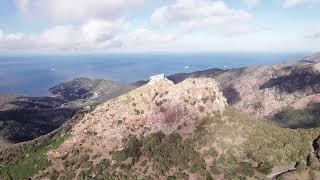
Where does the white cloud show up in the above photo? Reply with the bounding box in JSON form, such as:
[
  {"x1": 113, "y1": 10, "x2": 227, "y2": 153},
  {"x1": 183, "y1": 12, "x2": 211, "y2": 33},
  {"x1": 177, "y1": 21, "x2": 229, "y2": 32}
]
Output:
[
  {"x1": 0, "y1": 31, "x2": 34, "y2": 50},
  {"x1": 0, "y1": 19, "x2": 126, "y2": 51},
  {"x1": 151, "y1": 0, "x2": 253, "y2": 35},
  {"x1": 241, "y1": 0, "x2": 320, "y2": 8},
  {"x1": 306, "y1": 25, "x2": 320, "y2": 39},
  {"x1": 1, "y1": 0, "x2": 257, "y2": 52},
  {"x1": 82, "y1": 20, "x2": 127, "y2": 43},
  {"x1": 283, "y1": 0, "x2": 305, "y2": 7},
  {"x1": 15, "y1": 0, "x2": 144, "y2": 22},
  {"x1": 244, "y1": 0, "x2": 260, "y2": 8},
  {"x1": 0, "y1": 20, "x2": 181, "y2": 52},
  {"x1": 39, "y1": 19, "x2": 126, "y2": 48},
  {"x1": 282, "y1": 0, "x2": 320, "y2": 7},
  {"x1": 124, "y1": 29, "x2": 178, "y2": 47},
  {"x1": 0, "y1": 30, "x2": 3, "y2": 39}
]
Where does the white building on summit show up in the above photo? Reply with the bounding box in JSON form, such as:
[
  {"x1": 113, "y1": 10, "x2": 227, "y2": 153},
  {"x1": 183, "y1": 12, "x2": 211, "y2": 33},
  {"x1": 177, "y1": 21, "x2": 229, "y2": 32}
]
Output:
[{"x1": 149, "y1": 74, "x2": 167, "y2": 84}]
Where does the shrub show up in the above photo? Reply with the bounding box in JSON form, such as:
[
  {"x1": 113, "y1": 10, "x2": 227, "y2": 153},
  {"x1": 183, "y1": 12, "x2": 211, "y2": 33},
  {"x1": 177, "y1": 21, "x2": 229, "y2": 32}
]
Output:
[
  {"x1": 81, "y1": 161, "x2": 93, "y2": 169},
  {"x1": 210, "y1": 162, "x2": 221, "y2": 175},
  {"x1": 112, "y1": 136, "x2": 141, "y2": 162},
  {"x1": 142, "y1": 132, "x2": 164, "y2": 156},
  {"x1": 204, "y1": 148, "x2": 218, "y2": 157},
  {"x1": 307, "y1": 153, "x2": 320, "y2": 170},
  {"x1": 199, "y1": 106, "x2": 205, "y2": 112},
  {"x1": 49, "y1": 170, "x2": 59, "y2": 180},
  {"x1": 134, "y1": 109, "x2": 141, "y2": 115},
  {"x1": 142, "y1": 132, "x2": 205, "y2": 175},
  {"x1": 141, "y1": 160, "x2": 148, "y2": 167},
  {"x1": 296, "y1": 160, "x2": 307, "y2": 173},
  {"x1": 79, "y1": 154, "x2": 90, "y2": 164},
  {"x1": 167, "y1": 176, "x2": 176, "y2": 180},
  {"x1": 205, "y1": 172, "x2": 213, "y2": 180},
  {"x1": 237, "y1": 162, "x2": 255, "y2": 177},
  {"x1": 257, "y1": 162, "x2": 273, "y2": 174}
]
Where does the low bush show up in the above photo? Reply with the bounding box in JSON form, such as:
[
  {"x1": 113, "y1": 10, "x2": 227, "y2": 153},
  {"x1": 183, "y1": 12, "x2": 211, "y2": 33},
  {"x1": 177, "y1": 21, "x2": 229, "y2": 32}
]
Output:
[
  {"x1": 112, "y1": 136, "x2": 141, "y2": 162},
  {"x1": 307, "y1": 153, "x2": 320, "y2": 170},
  {"x1": 143, "y1": 133, "x2": 205, "y2": 175},
  {"x1": 256, "y1": 162, "x2": 273, "y2": 174},
  {"x1": 237, "y1": 162, "x2": 255, "y2": 177}
]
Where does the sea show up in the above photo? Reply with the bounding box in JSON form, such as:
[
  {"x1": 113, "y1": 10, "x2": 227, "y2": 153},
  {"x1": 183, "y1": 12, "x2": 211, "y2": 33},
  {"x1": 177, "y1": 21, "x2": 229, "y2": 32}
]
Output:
[{"x1": 0, "y1": 52, "x2": 307, "y2": 96}]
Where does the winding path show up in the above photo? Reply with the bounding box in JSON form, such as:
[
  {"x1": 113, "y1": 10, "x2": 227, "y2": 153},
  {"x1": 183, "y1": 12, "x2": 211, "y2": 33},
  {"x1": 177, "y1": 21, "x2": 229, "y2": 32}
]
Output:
[{"x1": 267, "y1": 164, "x2": 296, "y2": 179}]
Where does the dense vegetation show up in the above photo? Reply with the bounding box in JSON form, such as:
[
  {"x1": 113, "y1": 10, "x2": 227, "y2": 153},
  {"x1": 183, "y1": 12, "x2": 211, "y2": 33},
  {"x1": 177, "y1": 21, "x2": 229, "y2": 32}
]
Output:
[
  {"x1": 0, "y1": 108, "x2": 77, "y2": 143},
  {"x1": 0, "y1": 95, "x2": 77, "y2": 144}
]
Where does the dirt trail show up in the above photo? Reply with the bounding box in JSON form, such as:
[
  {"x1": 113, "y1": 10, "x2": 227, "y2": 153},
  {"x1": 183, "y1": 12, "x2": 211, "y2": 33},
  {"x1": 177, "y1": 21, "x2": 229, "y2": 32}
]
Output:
[{"x1": 267, "y1": 164, "x2": 296, "y2": 179}]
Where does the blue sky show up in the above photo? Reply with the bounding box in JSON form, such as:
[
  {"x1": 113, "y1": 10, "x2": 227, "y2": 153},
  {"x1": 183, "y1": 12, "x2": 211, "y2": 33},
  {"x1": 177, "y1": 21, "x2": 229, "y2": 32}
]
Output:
[{"x1": 0, "y1": 0, "x2": 319, "y2": 53}]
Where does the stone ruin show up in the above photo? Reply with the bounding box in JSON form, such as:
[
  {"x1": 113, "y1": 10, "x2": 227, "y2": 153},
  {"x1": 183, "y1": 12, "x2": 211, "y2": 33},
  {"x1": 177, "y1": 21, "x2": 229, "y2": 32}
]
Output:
[{"x1": 149, "y1": 74, "x2": 167, "y2": 85}]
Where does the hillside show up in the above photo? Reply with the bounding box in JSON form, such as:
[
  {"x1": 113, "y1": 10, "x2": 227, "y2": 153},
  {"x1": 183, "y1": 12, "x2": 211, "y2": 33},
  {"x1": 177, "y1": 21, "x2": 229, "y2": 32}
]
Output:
[
  {"x1": 2, "y1": 77, "x2": 320, "y2": 179},
  {"x1": 0, "y1": 78, "x2": 134, "y2": 144},
  {"x1": 0, "y1": 96, "x2": 76, "y2": 144},
  {"x1": 50, "y1": 77, "x2": 134, "y2": 107}
]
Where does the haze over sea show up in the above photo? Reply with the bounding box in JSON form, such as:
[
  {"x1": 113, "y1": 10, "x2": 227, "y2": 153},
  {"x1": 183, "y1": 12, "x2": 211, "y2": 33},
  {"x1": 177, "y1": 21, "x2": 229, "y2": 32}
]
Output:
[{"x1": 0, "y1": 53, "x2": 306, "y2": 96}]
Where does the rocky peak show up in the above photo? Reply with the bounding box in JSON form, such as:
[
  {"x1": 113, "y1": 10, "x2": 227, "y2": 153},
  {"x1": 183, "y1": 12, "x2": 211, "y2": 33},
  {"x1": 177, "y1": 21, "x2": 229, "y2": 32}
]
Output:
[{"x1": 47, "y1": 78, "x2": 227, "y2": 163}]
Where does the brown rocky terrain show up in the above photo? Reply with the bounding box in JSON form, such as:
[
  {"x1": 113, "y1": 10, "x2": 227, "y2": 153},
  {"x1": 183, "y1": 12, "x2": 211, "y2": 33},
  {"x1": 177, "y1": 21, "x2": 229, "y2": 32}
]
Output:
[{"x1": 46, "y1": 78, "x2": 227, "y2": 171}]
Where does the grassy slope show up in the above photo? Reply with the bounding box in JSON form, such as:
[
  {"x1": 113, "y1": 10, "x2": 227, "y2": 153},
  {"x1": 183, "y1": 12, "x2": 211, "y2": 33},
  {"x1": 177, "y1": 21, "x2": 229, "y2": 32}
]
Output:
[
  {"x1": 0, "y1": 133, "x2": 70, "y2": 179},
  {"x1": 194, "y1": 107, "x2": 319, "y2": 178}
]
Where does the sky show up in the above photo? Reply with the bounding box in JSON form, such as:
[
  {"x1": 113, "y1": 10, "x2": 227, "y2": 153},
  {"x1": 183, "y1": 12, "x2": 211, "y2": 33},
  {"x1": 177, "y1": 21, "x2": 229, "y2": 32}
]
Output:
[{"x1": 0, "y1": 0, "x2": 319, "y2": 53}]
